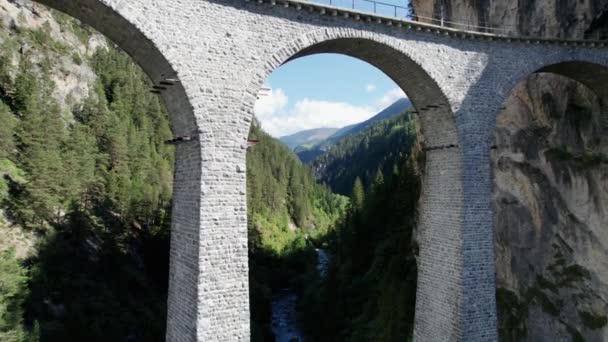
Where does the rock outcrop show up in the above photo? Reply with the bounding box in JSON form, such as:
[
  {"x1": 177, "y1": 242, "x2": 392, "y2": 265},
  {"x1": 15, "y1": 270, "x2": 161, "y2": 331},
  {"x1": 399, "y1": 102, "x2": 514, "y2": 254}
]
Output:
[
  {"x1": 411, "y1": 0, "x2": 608, "y2": 340},
  {"x1": 0, "y1": 0, "x2": 107, "y2": 258},
  {"x1": 412, "y1": 0, "x2": 608, "y2": 38},
  {"x1": 0, "y1": 0, "x2": 106, "y2": 113}
]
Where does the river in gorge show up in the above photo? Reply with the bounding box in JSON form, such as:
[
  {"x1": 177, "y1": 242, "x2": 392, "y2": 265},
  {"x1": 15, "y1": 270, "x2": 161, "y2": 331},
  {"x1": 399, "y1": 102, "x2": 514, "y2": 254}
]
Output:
[{"x1": 270, "y1": 248, "x2": 329, "y2": 342}]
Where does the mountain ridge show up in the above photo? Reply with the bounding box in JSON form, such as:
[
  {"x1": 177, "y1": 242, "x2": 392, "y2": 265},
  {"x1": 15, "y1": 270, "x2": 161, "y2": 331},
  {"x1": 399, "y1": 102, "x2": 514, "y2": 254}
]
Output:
[
  {"x1": 279, "y1": 127, "x2": 339, "y2": 150},
  {"x1": 285, "y1": 97, "x2": 412, "y2": 163}
]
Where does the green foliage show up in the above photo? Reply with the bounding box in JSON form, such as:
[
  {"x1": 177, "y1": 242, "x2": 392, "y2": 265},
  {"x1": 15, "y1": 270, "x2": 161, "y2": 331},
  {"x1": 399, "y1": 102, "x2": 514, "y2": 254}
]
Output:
[
  {"x1": 11, "y1": 59, "x2": 66, "y2": 225},
  {"x1": 23, "y1": 23, "x2": 69, "y2": 54},
  {"x1": 0, "y1": 13, "x2": 175, "y2": 339},
  {"x1": 0, "y1": 159, "x2": 26, "y2": 203},
  {"x1": 71, "y1": 53, "x2": 83, "y2": 66},
  {"x1": 579, "y1": 310, "x2": 607, "y2": 329},
  {"x1": 525, "y1": 286, "x2": 560, "y2": 317},
  {"x1": 247, "y1": 123, "x2": 347, "y2": 340},
  {"x1": 496, "y1": 288, "x2": 527, "y2": 341},
  {"x1": 0, "y1": 248, "x2": 37, "y2": 341},
  {"x1": 0, "y1": 102, "x2": 16, "y2": 159},
  {"x1": 350, "y1": 177, "x2": 365, "y2": 211},
  {"x1": 545, "y1": 146, "x2": 607, "y2": 170},
  {"x1": 51, "y1": 10, "x2": 92, "y2": 45},
  {"x1": 312, "y1": 110, "x2": 416, "y2": 195},
  {"x1": 536, "y1": 274, "x2": 558, "y2": 294},
  {"x1": 301, "y1": 157, "x2": 419, "y2": 341},
  {"x1": 247, "y1": 123, "x2": 345, "y2": 244},
  {"x1": 561, "y1": 264, "x2": 590, "y2": 283}
]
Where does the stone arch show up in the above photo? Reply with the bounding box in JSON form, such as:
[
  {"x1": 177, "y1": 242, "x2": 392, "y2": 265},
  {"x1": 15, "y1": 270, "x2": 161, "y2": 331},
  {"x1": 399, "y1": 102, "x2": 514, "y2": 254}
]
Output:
[
  {"x1": 242, "y1": 28, "x2": 460, "y2": 149},
  {"x1": 500, "y1": 55, "x2": 608, "y2": 111},
  {"x1": 536, "y1": 61, "x2": 608, "y2": 99},
  {"x1": 244, "y1": 27, "x2": 468, "y2": 340},
  {"x1": 27, "y1": 1, "x2": 202, "y2": 340}
]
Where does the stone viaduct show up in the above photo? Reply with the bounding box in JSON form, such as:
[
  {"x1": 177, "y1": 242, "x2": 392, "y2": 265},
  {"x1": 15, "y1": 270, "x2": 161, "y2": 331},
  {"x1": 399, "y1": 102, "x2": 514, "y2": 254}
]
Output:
[{"x1": 31, "y1": 0, "x2": 608, "y2": 341}]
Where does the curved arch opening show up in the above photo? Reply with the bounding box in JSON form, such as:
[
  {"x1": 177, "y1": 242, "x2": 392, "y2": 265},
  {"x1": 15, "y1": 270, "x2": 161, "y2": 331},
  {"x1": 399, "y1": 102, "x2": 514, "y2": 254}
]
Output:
[
  {"x1": 276, "y1": 37, "x2": 459, "y2": 149},
  {"x1": 492, "y1": 62, "x2": 608, "y2": 341},
  {"x1": 536, "y1": 61, "x2": 608, "y2": 100},
  {"x1": 246, "y1": 34, "x2": 463, "y2": 341}
]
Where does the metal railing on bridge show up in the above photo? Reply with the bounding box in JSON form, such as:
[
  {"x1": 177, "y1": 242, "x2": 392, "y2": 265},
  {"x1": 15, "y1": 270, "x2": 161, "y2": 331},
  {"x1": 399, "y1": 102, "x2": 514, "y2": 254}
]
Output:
[{"x1": 313, "y1": 0, "x2": 608, "y2": 41}]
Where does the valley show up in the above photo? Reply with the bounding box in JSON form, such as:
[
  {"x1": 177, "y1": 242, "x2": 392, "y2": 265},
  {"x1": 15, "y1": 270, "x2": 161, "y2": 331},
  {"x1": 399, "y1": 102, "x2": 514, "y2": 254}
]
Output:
[{"x1": 0, "y1": 0, "x2": 606, "y2": 341}]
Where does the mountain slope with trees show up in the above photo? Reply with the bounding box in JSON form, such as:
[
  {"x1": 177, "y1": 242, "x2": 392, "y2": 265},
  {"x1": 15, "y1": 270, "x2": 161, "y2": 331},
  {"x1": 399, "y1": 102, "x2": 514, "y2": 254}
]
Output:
[
  {"x1": 0, "y1": 3, "x2": 171, "y2": 341},
  {"x1": 247, "y1": 121, "x2": 347, "y2": 340},
  {"x1": 300, "y1": 156, "x2": 420, "y2": 341},
  {"x1": 311, "y1": 109, "x2": 417, "y2": 196},
  {"x1": 0, "y1": 4, "x2": 349, "y2": 341},
  {"x1": 279, "y1": 127, "x2": 338, "y2": 150},
  {"x1": 291, "y1": 98, "x2": 412, "y2": 163}
]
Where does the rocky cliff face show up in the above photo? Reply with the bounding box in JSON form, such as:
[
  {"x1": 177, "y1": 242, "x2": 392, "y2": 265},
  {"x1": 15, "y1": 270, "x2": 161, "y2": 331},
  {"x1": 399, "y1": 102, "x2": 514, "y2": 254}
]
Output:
[
  {"x1": 411, "y1": 0, "x2": 608, "y2": 340},
  {"x1": 0, "y1": 0, "x2": 107, "y2": 258},
  {"x1": 493, "y1": 73, "x2": 608, "y2": 341},
  {"x1": 0, "y1": 0, "x2": 106, "y2": 111},
  {"x1": 412, "y1": 0, "x2": 608, "y2": 38}
]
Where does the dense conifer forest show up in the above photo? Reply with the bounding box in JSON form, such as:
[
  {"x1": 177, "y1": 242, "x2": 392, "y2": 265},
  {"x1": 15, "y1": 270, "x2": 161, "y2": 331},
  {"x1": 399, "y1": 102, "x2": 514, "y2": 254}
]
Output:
[
  {"x1": 247, "y1": 122, "x2": 347, "y2": 340},
  {"x1": 300, "y1": 158, "x2": 419, "y2": 341},
  {"x1": 248, "y1": 110, "x2": 421, "y2": 341},
  {"x1": 311, "y1": 110, "x2": 417, "y2": 196},
  {"x1": 0, "y1": 22, "x2": 173, "y2": 339},
  {"x1": 294, "y1": 110, "x2": 420, "y2": 341}
]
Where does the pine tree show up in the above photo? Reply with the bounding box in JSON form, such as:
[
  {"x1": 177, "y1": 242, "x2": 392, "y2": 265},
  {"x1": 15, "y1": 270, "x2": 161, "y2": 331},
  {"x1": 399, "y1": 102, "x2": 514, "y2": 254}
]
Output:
[
  {"x1": 12, "y1": 60, "x2": 37, "y2": 114},
  {"x1": 0, "y1": 102, "x2": 16, "y2": 159},
  {"x1": 62, "y1": 122, "x2": 100, "y2": 208},
  {"x1": 14, "y1": 64, "x2": 67, "y2": 224},
  {"x1": 351, "y1": 177, "x2": 365, "y2": 211},
  {"x1": 0, "y1": 248, "x2": 30, "y2": 340},
  {"x1": 372, "y1": 168, "x2": 385, "y2": 193}
]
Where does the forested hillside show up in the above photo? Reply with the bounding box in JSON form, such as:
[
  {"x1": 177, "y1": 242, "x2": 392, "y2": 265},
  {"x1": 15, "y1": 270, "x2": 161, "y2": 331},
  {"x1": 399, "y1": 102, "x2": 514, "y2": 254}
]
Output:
[
  {"x1": 301, "y1": 156, "x2": 420, "y2": 341},
  {"x1": 0, "y1": 4, "x2": 173, "y2": 340},
  {"x1": 292, "y1": 98, "x2": 412, "y2": 164},
  {"x1": 247, "y1": 122, "x2": 347, "y2": 340},
  {"x1": 312, "y1": 109, "x2": 416, "y2": 195},
  {"x1": 289, "y1": 103, "x2": 421, "y2": 340}
]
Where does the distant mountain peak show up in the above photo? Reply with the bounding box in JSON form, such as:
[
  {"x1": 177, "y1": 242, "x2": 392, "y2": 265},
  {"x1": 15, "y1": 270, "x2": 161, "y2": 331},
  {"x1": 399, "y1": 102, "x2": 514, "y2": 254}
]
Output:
[
  {"x1": 286, "y1": 98, "x2": 412, "y2": 163},
  {"x1": 279, "y1": 127, "x2": 339, "y2": 150},
  {"x1": 325, "y1": 97, "x2": 411, "y2": 143}
]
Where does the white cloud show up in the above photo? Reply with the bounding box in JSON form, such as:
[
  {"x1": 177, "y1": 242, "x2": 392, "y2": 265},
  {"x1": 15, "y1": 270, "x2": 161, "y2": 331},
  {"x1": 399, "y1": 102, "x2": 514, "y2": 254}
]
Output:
[
  {"x1": 254, "y1": 87, "x2": 409, "y2": 137},
  {"x1": 254, "y1": 88, "x2": 288, "y2": 119},
  {"x1": 260, "y1": 99, "x2": 376, "y2": 137},
  {"x1": 365, "y1": 83, "x2": 377, "y2": 93},
  {"x1": 377, "y1": 87, "x2": 407, "y2": 108}
]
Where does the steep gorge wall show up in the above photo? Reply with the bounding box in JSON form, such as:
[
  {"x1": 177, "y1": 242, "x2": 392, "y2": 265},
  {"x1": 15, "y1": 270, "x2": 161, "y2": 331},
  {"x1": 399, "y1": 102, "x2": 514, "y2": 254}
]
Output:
[
  {"x1": 0, "y1": 0, "x2": 107, "y2": 258},
  {"x1": 411, "y1": 1, "x2": 608, "y2": 340},
  {"x1": 412, "y1": 0, "x2": 608, "y2": 38}
]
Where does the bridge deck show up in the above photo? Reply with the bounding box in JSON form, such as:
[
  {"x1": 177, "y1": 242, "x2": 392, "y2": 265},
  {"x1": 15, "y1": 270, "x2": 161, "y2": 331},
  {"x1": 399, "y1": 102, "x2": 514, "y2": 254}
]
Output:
[{"x1": 250, "y1": 0, "x2": 608, "y2": 45}]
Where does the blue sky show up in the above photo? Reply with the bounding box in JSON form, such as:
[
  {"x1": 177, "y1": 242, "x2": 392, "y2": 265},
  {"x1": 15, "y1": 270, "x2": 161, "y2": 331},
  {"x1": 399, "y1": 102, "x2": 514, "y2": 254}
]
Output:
[{"x1": 255, "y1": 54, "x2": 406, "y2": 137}]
